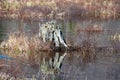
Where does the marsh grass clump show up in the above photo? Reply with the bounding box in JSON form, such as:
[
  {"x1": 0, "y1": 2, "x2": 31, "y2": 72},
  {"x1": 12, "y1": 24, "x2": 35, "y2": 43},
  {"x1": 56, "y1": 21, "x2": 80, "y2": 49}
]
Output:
[
  {"x1": 0, "y1": 31, "x2": 51, "y2": 59},
  {"x1": 108, "y1": 33, "x2": 120, "y2": 53},
  {"x1": 108, "y1": 33, "x2": 120, "y2": 42},
  {"x1": 0, "y1": 72, "x2": 37, "y2": 80}
]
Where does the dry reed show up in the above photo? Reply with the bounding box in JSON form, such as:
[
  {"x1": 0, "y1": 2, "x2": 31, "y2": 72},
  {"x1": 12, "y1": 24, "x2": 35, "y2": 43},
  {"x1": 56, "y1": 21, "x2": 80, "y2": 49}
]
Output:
[
  {"x1": 0, "y1": 0, "x2": 119, "y2": 20},
  {"x1": 0, "y1": 31, "x2": 51, "y2": 59}
]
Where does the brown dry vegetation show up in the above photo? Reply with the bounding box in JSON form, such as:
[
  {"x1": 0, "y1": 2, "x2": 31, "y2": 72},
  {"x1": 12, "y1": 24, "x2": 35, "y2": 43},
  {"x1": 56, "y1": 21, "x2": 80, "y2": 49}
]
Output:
[
  {"x1": 0, "y1": 72, "x2": 37, "y2": 80},
  {"x1": 0, "y1": 0, "x2": 120, "y2": 20},
  {"x1": 0, "y1": 31, "x2": 51, "y2": 59}
]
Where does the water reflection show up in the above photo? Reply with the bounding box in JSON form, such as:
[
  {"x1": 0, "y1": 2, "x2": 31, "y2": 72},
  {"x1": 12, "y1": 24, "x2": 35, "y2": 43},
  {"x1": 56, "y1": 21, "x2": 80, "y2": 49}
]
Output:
[{"x1": 60, "y1": 52, "x2": 120, "y2": 80}]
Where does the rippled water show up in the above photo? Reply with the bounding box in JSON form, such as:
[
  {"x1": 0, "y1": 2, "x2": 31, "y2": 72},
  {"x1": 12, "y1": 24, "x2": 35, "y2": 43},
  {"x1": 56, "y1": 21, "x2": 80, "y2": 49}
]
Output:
[{"x1": 0, "y1": 19, "x2": 120, "y2": 80}]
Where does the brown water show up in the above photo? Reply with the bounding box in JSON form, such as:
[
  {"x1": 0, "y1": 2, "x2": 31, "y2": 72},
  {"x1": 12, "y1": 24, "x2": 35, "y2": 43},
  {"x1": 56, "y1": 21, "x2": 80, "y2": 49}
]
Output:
[{"x1": 0, "y1": 19, "x2": 120, "y2": 80}]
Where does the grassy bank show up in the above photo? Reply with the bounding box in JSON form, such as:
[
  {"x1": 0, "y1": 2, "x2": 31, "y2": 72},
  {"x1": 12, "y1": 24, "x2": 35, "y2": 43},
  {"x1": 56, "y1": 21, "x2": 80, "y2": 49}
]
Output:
[{"x1": 0, "y1": 0, "x2": 120, "y2": 20}]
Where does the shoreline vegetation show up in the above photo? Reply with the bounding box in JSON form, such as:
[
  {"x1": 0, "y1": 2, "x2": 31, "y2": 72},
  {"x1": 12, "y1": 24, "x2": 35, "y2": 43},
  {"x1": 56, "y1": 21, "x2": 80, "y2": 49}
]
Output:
[
  {"x1": 0, "y1": 0, "x2": 120, "y2": 20},
  {"x1": 0, "y1": 21, "x2": 119, "y2": 59},
  {"x1": 0, "y1": 31, "x2": 51, "y2": 58},
  {"x1": 0, "y1": 29, "x2": 118, "y2": 59}
]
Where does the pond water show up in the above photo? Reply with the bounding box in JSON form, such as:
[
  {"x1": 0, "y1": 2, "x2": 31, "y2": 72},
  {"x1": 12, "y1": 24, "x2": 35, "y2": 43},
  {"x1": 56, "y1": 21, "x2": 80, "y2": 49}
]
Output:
[{"x1": 0, "y1": 19, "x2": 120, "y2": 80}]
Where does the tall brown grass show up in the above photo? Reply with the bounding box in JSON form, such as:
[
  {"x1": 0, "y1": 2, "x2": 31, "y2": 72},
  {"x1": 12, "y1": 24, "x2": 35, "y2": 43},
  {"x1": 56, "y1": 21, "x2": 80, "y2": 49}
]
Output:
[
  {"x1": 0, "y1": 0, "x2": 119, "y2": 20},
  {"x1": 0, "y1": 31, "x2": 51, "y2": 59}
]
